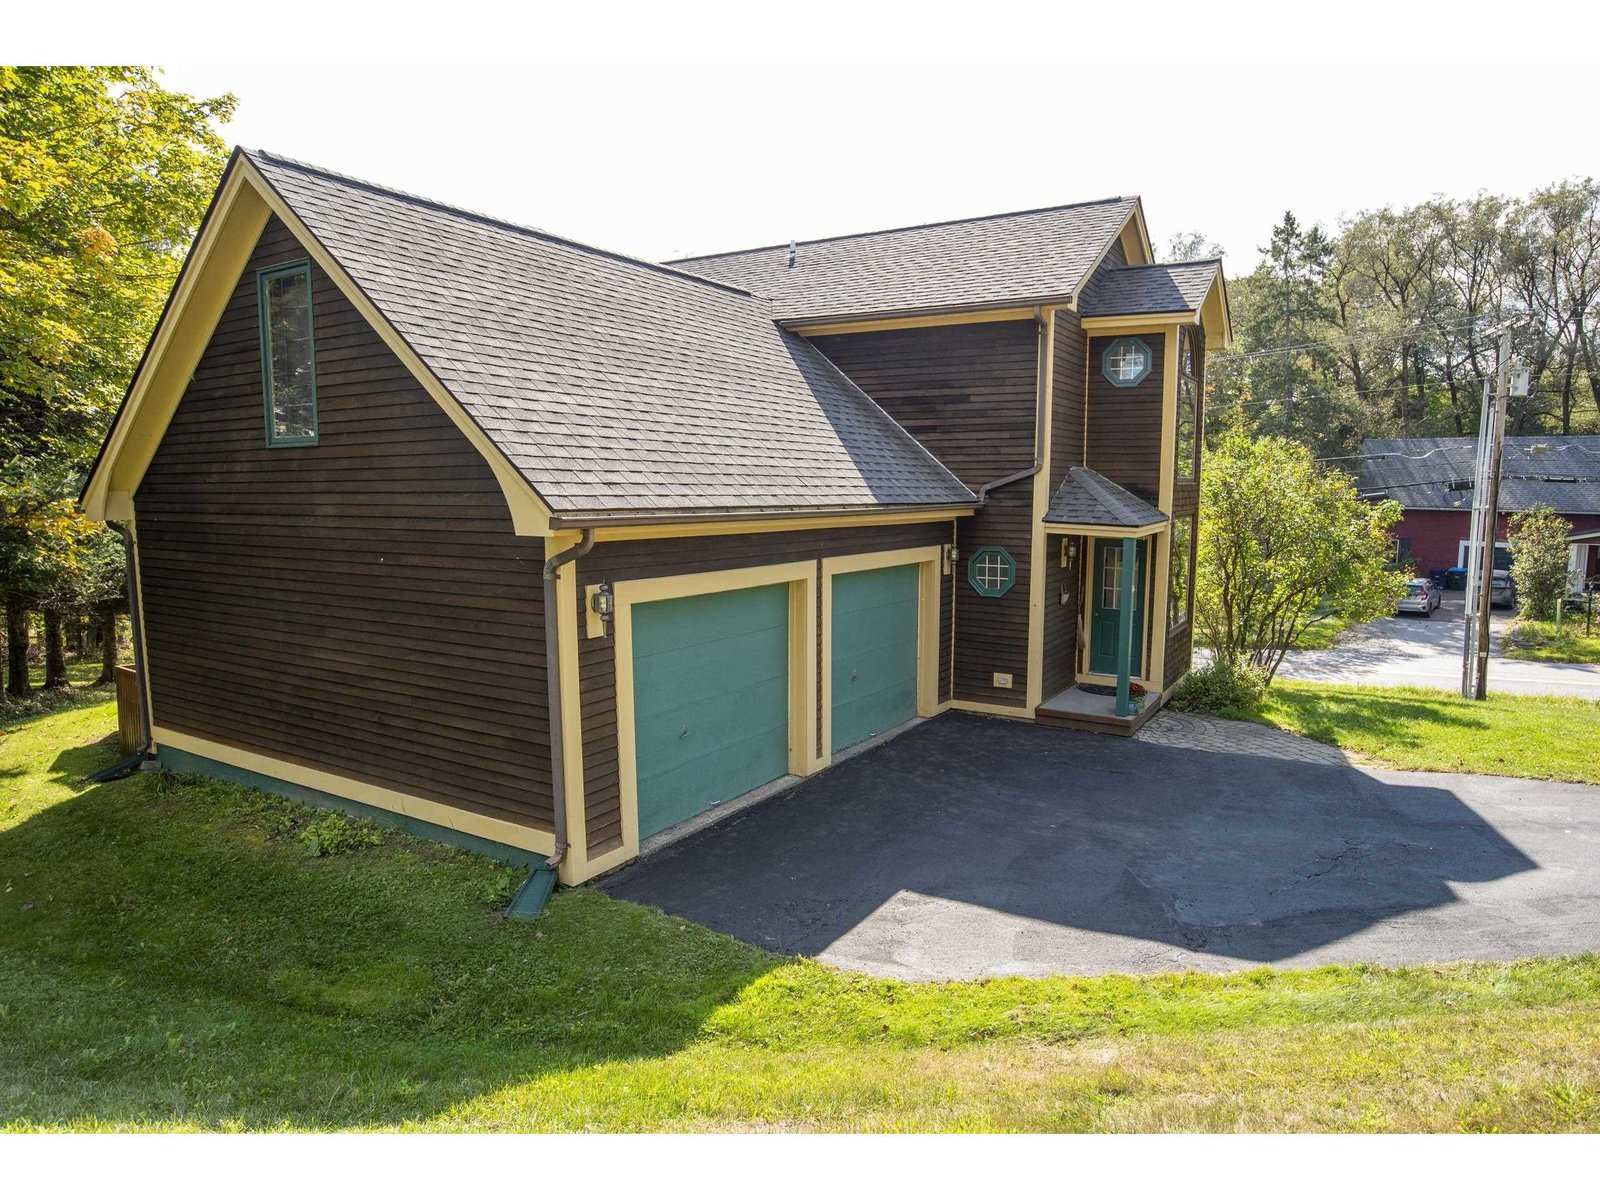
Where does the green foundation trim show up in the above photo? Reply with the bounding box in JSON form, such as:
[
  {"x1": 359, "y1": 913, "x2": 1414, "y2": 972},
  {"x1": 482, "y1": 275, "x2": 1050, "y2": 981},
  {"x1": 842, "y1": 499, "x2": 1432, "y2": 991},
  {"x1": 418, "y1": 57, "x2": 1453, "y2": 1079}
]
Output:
[{"x1": 154, "y1": 745, "x2": 546, "y2": 871}]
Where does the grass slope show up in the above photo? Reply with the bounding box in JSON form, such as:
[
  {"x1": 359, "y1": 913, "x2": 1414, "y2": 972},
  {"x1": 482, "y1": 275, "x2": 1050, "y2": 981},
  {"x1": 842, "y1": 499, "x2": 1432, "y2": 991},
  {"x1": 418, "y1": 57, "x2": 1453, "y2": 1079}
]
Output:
[
  {"x1": 1236, "y1": 682, "x2": 1600, "y2": 785},
  {"x1": 2, "y1": 700, "x2": 1599, "y2": 1131},
  {"x1": 1504, "y1": 618, "x2": 1600, "y2": 665}
]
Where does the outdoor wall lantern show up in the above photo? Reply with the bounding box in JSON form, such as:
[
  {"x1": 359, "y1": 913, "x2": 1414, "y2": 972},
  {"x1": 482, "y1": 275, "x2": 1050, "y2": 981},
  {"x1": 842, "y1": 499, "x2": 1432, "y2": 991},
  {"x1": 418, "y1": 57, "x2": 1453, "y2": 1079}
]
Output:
[{"x1": 590, "y1": 581, "x2": 615, "y2": 626}]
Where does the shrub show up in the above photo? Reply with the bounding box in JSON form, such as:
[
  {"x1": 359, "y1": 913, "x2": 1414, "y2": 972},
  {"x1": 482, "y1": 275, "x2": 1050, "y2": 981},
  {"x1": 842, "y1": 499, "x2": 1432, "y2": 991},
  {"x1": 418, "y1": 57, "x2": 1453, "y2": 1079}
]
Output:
[
  {"x1": 299, "y1": 811, "x2": 383, "y2": 858},
  {"x1": 1195, "y1": 432, "x2": 1405, "y2": 683},
  {"x1": 1168, "y1": 659, "x2": 1268, "y2": 715},
  {"x1": 1507, "y1": 507, "x2": 1573, "y2": 620}
]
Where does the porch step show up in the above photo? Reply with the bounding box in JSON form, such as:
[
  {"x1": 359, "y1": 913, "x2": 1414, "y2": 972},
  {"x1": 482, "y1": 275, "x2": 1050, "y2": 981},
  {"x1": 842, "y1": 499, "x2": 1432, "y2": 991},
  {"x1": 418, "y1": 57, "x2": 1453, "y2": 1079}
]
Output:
[{"x1": 1034, "y1": 686, "x2": 1163, "y2": 737}]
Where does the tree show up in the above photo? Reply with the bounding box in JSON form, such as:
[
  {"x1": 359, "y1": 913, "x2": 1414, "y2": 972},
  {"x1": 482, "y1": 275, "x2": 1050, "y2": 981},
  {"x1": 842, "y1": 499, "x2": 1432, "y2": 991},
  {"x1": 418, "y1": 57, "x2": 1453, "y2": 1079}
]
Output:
[
  {"x1": 0, "y1": 67, "x2": 232, "y2": 692},
  {"x1": 1195, "y1": 432, "x2": 1405, "y2": 683},
  {"x1": 1506, "y1": 507, "x2": 1573, "y2": 620},
  {"x1": 0, "y1": 463, "x2": 90, "y2": 696},
  {"x1": 1166, "y1": 230, "x2": 1225, "y2": 263}
]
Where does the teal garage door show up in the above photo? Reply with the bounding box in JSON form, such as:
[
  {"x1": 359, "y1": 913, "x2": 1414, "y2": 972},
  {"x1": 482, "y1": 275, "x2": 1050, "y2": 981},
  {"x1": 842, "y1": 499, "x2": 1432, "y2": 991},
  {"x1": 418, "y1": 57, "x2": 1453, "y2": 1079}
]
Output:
[
  {"x1": 831, "y1": 563, "x2": 920, "y2": 754},
  {"x1": 631, "y1": 583, "x2": 791, "y2": 840}
]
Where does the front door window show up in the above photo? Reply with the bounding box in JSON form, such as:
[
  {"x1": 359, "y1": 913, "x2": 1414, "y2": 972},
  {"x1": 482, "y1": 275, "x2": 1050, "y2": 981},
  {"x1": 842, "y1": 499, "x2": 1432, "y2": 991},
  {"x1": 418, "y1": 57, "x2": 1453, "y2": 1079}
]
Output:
[{"x1": 1100, "y1": 544, "x2": 1123, "y2": 610}]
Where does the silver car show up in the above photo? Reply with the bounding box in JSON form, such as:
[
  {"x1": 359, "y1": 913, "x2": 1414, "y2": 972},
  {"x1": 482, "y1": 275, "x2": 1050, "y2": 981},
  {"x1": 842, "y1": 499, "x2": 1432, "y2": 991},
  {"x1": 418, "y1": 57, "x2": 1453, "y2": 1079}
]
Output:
[
  {"x1": 1397, "y1": 578, "x2": 1442, "y2": 616},
  {"x1": 1490, "y1": 570, "x2": 1517, "y2": 609}
]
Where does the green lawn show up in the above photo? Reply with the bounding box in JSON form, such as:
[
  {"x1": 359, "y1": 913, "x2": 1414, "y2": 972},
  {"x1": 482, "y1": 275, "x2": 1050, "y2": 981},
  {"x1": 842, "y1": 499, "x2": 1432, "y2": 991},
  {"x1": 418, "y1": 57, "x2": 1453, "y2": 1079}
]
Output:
[
  {"x1": 1234, "y1": 682, "x2": 1600, "y2": 785},
  {"x1": 1504, "y1": 618, "x2": 1600, "y2": 665},
  {"x1": 3, "y1": 700, "x2": 1599, "y2": 1131}
]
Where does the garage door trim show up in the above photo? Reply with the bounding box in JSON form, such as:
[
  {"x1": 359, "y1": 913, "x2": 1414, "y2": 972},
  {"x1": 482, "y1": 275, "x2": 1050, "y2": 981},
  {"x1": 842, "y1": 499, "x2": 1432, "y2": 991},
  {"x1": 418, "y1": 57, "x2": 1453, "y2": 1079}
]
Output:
[
  {"x1": 820, "y1": 545, "x2": 943, "y2": 768},
  {"x1": 612, "y1": 560, "x2": 820, "y2": 862}
]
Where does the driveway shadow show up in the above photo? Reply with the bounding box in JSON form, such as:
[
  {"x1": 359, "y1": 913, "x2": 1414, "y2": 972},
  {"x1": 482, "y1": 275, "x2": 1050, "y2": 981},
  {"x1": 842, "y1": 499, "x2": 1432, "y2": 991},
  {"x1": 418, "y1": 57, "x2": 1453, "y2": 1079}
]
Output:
[{"x1": 602, "y1": 713, "x2": 1569, "y2": 978}]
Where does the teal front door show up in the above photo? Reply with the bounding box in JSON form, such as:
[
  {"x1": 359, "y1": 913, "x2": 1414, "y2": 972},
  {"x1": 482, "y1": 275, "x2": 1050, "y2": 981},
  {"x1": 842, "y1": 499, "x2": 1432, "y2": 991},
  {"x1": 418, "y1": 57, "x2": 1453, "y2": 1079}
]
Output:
[
  {"x1": 830, "y1": 563, "x2": 920, "y2": 753},
  {"x1": 631, "y1": 583, "x2": 790, "y2": 840},
  {"x1": 1089, "y1": 539, "x2": 1147, "y2": 676}
]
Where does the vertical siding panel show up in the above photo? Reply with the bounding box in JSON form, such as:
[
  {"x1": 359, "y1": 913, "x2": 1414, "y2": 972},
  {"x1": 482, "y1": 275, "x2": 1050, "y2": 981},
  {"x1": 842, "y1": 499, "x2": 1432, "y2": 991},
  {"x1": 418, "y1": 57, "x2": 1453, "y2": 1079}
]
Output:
[
  {"x1": 1042, "y1": 312, "x2": 1087, "y2": 698},
  {"x1": 812, "y1": 322, "x2": 1039, "y2": 706},
  {"x1": 1087, "y1": 332, "x2": 1166, "y2": 503},
  {"x1": 136, "y1": 216, "x2": 553, "y2": 831}
]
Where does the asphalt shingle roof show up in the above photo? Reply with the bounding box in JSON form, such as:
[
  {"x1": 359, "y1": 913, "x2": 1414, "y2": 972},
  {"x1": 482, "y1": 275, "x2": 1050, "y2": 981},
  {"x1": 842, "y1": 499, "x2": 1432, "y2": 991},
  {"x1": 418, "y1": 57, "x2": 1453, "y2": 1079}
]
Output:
[
  {"x1": 245, "y1": 151, "x2": 974, "y2": 519},
  {"x1": 1357, "y1": 436, "x2": 1600, "y2": 515},
  {"x1": 1079, "y1": 260, "x2": 1220, "y2": 317},
  {"x1": 668, "y1": 199, "x2": 1139, "y2": 323},
  {"x1": 1044, "y1": 466, "x2": 1168, "y2": 528}
]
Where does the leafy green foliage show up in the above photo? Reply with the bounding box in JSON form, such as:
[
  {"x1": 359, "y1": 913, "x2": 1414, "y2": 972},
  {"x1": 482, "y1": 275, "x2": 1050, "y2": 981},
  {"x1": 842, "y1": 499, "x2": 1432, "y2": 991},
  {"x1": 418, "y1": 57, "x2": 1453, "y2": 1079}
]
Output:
[
  {"x1": 0, "y1": 67, "x2": 231, "y2": 695},
  {"x1": 1195, "y1": 432, "x2": 1406, "y2": 681},
  {"x1": 0, "y1": 67, "x2": 234, "y2": 465},
  {"x1": 298, "y1": 812, "x2": 384, "y2": 858},
  {"x1": 1167, "y1": 658, "x2": 1267, "y2": 715},
  {"x1": 1507, "y1": 506, "x2": 1574, "y2": 620},
  {"x1": 1208, "y1": 183, "x2": 1600, "y2": 460}
]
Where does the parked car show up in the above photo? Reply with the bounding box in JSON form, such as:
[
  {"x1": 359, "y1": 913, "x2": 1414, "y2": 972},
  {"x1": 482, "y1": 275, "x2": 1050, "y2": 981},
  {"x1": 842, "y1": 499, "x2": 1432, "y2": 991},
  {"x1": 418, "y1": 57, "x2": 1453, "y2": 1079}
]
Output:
[
  {"x1": 1396, "y1": 578, "x2": 1442, "y2": 616},
  {"x1": 1490, "y1": 570, "x2": 1516, "y2": 609}
]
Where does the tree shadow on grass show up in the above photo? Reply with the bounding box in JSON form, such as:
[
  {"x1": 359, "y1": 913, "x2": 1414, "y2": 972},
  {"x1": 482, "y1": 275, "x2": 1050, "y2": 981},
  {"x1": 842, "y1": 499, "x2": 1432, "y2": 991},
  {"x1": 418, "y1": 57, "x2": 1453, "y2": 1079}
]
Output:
[
  {"x1": 1265, "y1": 686, "x2": 1493, "y2": 751},
  {"x1": 0, "y1": 732, "x2": 777, "y2": 1130}
]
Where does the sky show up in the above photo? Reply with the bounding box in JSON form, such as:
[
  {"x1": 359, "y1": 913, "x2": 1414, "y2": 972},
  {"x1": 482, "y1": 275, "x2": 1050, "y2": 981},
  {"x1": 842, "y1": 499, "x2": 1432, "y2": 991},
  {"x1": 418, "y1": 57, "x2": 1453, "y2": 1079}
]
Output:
[{"x1": 30, "y1": 3, "x2": 1600, "y2": 276}]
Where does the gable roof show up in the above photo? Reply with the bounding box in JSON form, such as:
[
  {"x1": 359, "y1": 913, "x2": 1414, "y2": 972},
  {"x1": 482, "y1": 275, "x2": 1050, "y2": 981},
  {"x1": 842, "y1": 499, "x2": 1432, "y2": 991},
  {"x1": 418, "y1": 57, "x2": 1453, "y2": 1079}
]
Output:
[
  {"x1": 1044, "y1": 466, "x2": 1167, "y2": 529},
  {"x1": 669, "y1": 198, "x2": 1142, "y2": 324},
  {"x1": 89, "y1": 149, "x2": 975, "y2": 527},
  {"x1": 1357, "y1": 436, "x2": 1600, "y2": 515},
  {"x1": 1079, "y1": 260, "x2": 1221, "y2": 317}
]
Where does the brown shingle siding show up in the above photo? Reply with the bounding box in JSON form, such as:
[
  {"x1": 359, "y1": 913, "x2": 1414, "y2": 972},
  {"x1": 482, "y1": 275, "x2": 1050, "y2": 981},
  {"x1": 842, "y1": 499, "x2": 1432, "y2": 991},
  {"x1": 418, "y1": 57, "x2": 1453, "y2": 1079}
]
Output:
[{"x1": 137, "y1": 216, "x2": 555, "y2": 832}]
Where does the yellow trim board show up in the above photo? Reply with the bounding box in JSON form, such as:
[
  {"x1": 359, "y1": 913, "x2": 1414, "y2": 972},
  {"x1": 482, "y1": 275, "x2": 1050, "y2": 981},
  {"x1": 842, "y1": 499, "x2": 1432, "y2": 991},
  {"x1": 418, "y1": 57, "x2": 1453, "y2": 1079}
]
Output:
[
  {"x1": 949, "y1": 699, "x2": 1033, "y2": 720},
  {"x1": 1025, "y1": 310, "x2": 1056, "y2": 711},
  {"x1": 788, "y1": 308, "x2": 1041, "y2": 338},
  {"x1": 1081, "y1": 312, "x2": 1197, "y2": 334},
  {"x1": 1149, "y1": 323, "x2": 1182, "y2": 691},
  {"x1": 590, "y1": 507, "x2": 974, "y2": 542},
  {"x1": 1043, "y1": 520, "x2": 1166, "y2": 538},
  {"x1": 152, "y1": 726, "x2": 557, "y2": 856},
  {"x1": 551, "y1": 542, "x2": 592, "y2": 884},
  {"x1": 819, "y1": 545, "x2": 943, "y2": 766},
  {"x1": 610, "y1": 559, "x2": 822, "y2": 875}
]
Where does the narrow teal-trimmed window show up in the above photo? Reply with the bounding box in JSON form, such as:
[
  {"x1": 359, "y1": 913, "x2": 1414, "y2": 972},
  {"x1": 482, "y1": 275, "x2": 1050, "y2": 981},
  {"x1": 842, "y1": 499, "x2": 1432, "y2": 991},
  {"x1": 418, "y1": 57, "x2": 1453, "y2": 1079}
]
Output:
[
  {"x1": 259, "y1": 260, "x2": 317, "y2": 445},
  {"x1": 967, "y1": 546, "x2": 1016, "y2": 598},
  {"x1": 1102, "y1": 336, "x2": 1152, "y2": 388}
]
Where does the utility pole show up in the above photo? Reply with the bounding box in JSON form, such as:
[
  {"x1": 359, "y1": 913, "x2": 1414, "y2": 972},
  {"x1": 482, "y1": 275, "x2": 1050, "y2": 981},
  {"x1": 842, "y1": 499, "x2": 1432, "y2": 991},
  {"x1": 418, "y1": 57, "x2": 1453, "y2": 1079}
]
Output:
[
  {"x1": 1461, "y1": 377, "x2": 1493, "y2": 697},
  {"x1": 1462, "y1": 328, "x2": 1526, "y2": 700}
]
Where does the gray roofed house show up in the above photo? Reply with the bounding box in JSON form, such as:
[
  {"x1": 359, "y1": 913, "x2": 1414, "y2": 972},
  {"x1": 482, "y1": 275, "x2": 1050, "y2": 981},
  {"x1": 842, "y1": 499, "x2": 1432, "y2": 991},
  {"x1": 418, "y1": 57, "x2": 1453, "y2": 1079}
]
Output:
[
  {"x1": 669, "y1": 198, "x2": 1141, "y2": 324},
  {"x1": 1045, "y1": 466, "x2": 1168, "y2": 529},
  {"x1": 246, "y1": 152, "x2": 973, "y2": 520},
  {"x1": 1357, "y1": 436, "x2": 1600, "y2": 514},
  {"x1": 1079, "y1": 260, "x2": 1222, "y2": 317},
  {"x1": 82, "y1": 145, "x2": 1231, "y2": 889}
]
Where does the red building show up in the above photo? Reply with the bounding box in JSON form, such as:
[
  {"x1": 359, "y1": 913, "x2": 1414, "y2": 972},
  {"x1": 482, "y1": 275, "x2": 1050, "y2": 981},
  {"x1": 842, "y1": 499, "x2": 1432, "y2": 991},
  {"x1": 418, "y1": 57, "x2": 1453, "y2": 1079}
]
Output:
[{"x1": 1357, "y1": 436, "x2": 1600, "y2": 589}]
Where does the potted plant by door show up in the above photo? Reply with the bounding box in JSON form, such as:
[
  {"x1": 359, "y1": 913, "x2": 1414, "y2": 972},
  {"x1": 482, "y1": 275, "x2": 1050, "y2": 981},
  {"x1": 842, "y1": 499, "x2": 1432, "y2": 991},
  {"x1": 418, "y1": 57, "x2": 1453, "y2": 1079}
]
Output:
[{"x1": 1127, "y1": 681, "x2": 1147, "y2": 713}]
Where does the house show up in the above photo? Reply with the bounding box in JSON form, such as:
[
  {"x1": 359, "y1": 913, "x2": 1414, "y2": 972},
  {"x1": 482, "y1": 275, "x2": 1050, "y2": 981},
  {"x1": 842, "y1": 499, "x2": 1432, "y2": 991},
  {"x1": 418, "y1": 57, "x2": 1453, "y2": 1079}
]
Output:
[
  {"x1": 1357, "y1": 436, "x2": 1600, "y2": 590},
  {"x1": 81, "y1": 149, "x2": 1230, "y2": 890}
]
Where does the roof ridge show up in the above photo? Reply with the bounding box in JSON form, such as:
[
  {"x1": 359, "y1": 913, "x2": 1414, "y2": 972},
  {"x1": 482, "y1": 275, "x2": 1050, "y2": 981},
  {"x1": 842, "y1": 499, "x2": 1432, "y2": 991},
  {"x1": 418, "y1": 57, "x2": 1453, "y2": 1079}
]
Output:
[
  {"x1": 1108, "y1": 258, "x2": 1222, "y2": 270},
  {"x1": 666, "y1": 196, "x2": 1138, "y2": 264},
  {"x1": 245, "y1": 148, "x2": 760, "y2": 301}
]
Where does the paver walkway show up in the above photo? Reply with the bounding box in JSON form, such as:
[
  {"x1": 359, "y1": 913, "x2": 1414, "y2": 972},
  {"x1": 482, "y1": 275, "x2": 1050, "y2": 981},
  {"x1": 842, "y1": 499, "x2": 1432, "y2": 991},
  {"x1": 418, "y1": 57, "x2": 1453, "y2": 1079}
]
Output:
[{"x1": 1135, "y1": 709, "x2": 1349, "y2": 765}]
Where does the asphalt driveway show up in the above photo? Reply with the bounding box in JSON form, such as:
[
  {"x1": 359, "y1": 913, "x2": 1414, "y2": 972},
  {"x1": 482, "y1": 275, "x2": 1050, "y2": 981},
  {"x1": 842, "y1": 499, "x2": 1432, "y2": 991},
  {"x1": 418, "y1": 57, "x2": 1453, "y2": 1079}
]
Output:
[
  {"x1": 601, "y1": 712, "x2": 1600, "y2": 980},
  {"x1": 1274, "y1": 593, "x2": 1600, "y2": 699}
]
